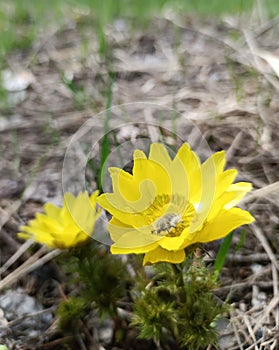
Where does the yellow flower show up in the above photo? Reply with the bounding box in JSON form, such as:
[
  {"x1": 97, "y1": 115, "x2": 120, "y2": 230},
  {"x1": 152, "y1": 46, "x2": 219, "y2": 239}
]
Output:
[
  {"x1": 97, "y1": 143, "x2": 254, "y2": 265},
  {"x1": 18, "y1": 191, "x2": 101, "y2": 249}
]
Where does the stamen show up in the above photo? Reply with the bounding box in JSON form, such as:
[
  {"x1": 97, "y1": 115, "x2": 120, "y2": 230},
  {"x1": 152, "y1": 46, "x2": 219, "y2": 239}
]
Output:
[{"x1": 142, "y1": 194, "x2": 196, "y2": 237}]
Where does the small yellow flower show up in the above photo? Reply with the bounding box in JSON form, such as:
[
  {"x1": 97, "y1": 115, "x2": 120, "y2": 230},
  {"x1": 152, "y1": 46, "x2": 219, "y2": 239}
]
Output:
[
  {"x1": 18, "y1": 191, "x2": 101, "y2": 249},
  {"x1": 97, "y1": 143, "x2": 254, "y2": 265}
]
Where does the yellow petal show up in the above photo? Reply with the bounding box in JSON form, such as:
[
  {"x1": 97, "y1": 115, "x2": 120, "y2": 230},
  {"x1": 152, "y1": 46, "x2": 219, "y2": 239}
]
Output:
[
  {"x1": 174, "y1": 143, "x2": 202, "y2": 201},
  {"x1": 133, "y1": 158, "x2": 172, "y2": 196},
  {"x1": 201, "y1": 150, "x2": 226, "y2": 176},
  {"x1": 206, "y1": 191, "x2": 238, "y2": 221},
  {"x1": 224, "y1": 182, "x2": 253, "y2": 209},
  {"x1": 109, "y1": 167, "x2": 138, "y2": 201},
  {"x1": 70, "y1": 231, "x2": 89, "y2": 246},
  {"x1": 143, "y1": 246, "x2": 185, "y2": 265},
  {"x1": 18, "y1": 191, "x2": 100, "y2": 249},
  {"x1": 134, "y1": 149, "x2": 147, "y2": 161},
  {"x1": 108, "y1": 217, "x2": 134, "y2": 242},
  {"x1": 27, "y1": 214, "x2": 62, "y2": 234},
  {"x1": 89, "y1": 190, "x2": 100, "y2": 207},
  {"x1": 63, "y1": 192, "x2": 100, "y2": 235},
  {"x1": 44, "y1": 203, "x2": 61, "y2": 221},
  {"x1": 137, "y1": 143, "x2": 189, "y2": 198},
  {"x1": 95, "y1": 142, "x2": 255, "y2": 266},
  {"x1": 148, "y1": 143, "x2": 190, "y2": 199},
  {"x1": 97, "y1": 193, "x2": 149, "y2": 227},
  {"x1": 215, "y1": 169, "x2": 238, "y2": 198},
  {"x1": 201, "y1": 169, "x2": 238, "y2": 221},
  {"x1": 227, "y1": 182, "x2": 253, "y2": 192},
  {"x1": 158, "y1": 235, "x2": 186, "y2": 251},
  {"x1": 111, "y1": 228, "x2": 160, "y2": 252},
  {"x1": 149, "y1": 143, "x2": 172, "y2": 168},
  {"x1": 109, "y1": 167, "x2": 153, "y2": 212},
  {"x1": 207, "y1": 181, "x2": 253, "y2": 220},
  {"x1": 207, "y1": 182, "x2": 252, "y2": 221},
  {"x1": 133, "y1": 144, "x2": 173, "y2": 196},
  {"x1": 188, "y1": 207, "x2": 255, "y2": 245},
  {"x1": 190, "y1": 151, "x2": 231, "y2": 232},
  {"x1": 18, "y1": 228, "x2": 56, "y2": 248}
]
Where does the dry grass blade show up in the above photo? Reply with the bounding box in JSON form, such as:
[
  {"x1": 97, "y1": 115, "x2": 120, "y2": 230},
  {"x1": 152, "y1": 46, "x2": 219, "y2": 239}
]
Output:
[
  {"x1": 0, "y1": 306, "x2": 56, "y2": 330},
  {"x1": 242, "y1": 312, "x2": 259, "y2": 350},
  {"x1": 251, "y1": 224, "x2": 279, "y2": 271},
  {"x1": 0, "y1": 238, "x2": 34, "y2": 277},
  {"x1": 253, "y1": 295, "x2": 279, "y2": 334},
  {"x1": 0, "y1": 200, "x2": 22, "y2": 232},
  {"x1": 243, "y1": 29, "x2": 279, "y2": 91},
  {"x1": 144, "y1": 108, "x2": 161, "y2": 142},
  {"x1": 271, "y1": 264, "x2": 279, "y2": 328},
  {"x1": 0, "y1": 247, "x2": 61, "y2": 292},
  {"x1": 239, "y1": 181, "x2": 279, "y2": 206},
  {"x1": 231, "y1": 311, "x2": 245, "y2": 350},
  {"x1": 244, "y1": 338, "x2": 263, "y2": 350}
]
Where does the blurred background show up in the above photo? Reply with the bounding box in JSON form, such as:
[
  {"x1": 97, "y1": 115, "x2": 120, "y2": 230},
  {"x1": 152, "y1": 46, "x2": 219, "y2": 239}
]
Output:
[{"x1": 0, "y1": 1, "x2": 279, "y2": 349}]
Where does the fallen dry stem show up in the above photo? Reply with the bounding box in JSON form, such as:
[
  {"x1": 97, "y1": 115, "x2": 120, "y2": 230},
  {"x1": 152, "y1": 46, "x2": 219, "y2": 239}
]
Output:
[
  {"x1": 0, "y1": 238, "x2": 34, "y2": 277},
  {"x1": 239, "y1": 181, "x2": 279, "y2": 206},
  {"x1": 251, "y1": 224, "x2": 279, "y2": 271},
  {"x1": 0, "y1": 247, "x2": 61, "y2": 292},
  {"x1": 253, "y1": 295, "x2": 279, "y2": 334}
]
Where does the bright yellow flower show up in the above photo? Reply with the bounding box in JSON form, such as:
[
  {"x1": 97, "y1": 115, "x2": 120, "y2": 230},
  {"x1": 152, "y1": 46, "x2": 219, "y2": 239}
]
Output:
[
  {"x1": 97, "y1": 143, "x2": 254, "y2": 265},
  {"x1": 18, "y1": 191, "x2": 101, "y2": 249}
]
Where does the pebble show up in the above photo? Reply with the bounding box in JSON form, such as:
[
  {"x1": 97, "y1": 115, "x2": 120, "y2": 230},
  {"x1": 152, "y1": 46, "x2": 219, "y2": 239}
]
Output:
[{"x1": 0, "y1": 288, "x2": 53, "y2": 345}]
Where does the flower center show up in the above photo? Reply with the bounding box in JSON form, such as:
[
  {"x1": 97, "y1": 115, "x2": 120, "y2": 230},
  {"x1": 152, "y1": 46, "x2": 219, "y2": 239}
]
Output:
[
  {"x1": 142, "y1": 194, "x2": 196, "y2": 237},
  {"x1": 152, "y1": 213, "x2": 182, "y2": 236}
]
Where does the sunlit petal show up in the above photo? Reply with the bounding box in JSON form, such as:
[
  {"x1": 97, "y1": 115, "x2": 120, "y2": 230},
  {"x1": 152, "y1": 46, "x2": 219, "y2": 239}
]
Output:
[
  {"x1": 98, "y1": 143, "x2": 254, "y2": 265},
  {"x1": 18, "y1": 191, "x2": 100, "y2": 249},
  {"x1": 143, "y1": 246, "x2": 185, "y2": 265},
  {"x1": 189, "y1": 208, "x2": 255, "y2": 245}
]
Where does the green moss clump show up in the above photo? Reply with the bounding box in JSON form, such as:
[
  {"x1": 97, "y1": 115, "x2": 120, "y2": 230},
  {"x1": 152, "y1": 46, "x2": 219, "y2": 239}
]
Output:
[
  {"x1": 57, "y1": 296, "x2": 87, "y2": 331},
  {"x1": 131, "y1": 260, "x2": 229, "y2": 350}
]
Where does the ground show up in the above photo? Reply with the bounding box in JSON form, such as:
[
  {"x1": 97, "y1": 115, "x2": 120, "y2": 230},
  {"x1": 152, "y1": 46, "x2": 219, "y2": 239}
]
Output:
[{"x1": 0, "y1": 4, "x2": 279, "y2": 350}]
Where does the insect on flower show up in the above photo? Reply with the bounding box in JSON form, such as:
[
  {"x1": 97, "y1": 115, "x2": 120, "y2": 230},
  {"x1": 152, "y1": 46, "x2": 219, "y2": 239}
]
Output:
[
  {"x1": 97, "y1": 143, "x2": 254, "y2": 265},
  {"x1": 152, "y1": 213, "x2": 183, "y2": 236}
]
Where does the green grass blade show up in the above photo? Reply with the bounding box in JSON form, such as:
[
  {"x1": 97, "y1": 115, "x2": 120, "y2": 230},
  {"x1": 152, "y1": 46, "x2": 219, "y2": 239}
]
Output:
[
  {"x1": 98, "y1": 71, "x2": 114, "y2": 192},
  {"x1": 234, "y1": 228, "x2": 246, "y2": 253},
  {"x1": 214, "y1": 231, "x2": 234, "y2": 279}
]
